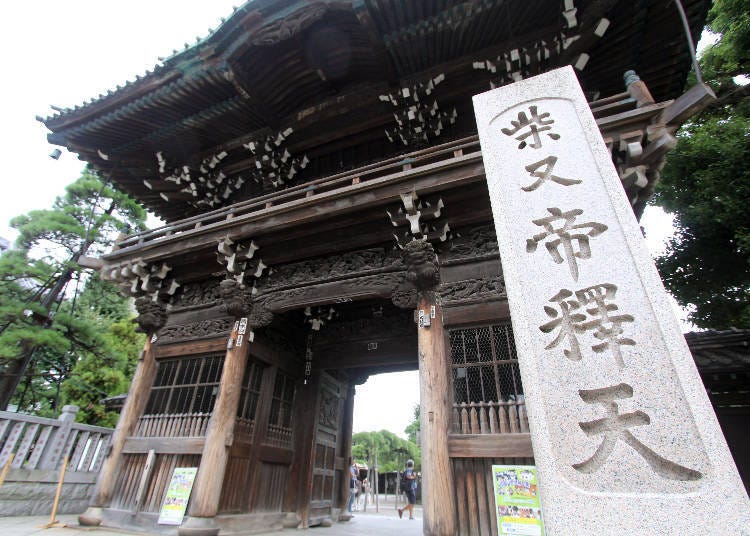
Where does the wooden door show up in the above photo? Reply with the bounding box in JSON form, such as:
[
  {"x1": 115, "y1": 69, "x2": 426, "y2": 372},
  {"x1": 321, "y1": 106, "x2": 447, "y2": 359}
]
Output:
[{"x1": 308, "y1": 372, "x2": 345, "y2": 524}]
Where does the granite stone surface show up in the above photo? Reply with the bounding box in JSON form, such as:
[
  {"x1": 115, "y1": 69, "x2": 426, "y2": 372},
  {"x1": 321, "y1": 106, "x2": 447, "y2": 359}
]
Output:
[{"x1": 473, "y1": 66, "x2": 750, "y2": 535}]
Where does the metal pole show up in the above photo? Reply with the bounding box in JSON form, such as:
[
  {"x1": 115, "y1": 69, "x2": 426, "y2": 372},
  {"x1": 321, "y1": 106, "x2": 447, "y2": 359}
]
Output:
[{"x1": 672, "y1": 0, "x2": 704, "y2": 85}]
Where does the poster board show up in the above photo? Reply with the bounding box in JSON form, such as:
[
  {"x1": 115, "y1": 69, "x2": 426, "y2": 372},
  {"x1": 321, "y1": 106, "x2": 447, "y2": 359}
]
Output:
[
  {"x1": 491, "y1": 465, "x2": 545, "y2": 536},
  {"x1": 157, "y1": 467, "x2": 198, "y2": 525}
]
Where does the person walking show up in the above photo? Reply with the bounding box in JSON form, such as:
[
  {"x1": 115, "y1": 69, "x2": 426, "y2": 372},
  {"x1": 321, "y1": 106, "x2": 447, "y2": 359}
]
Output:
[
  {"x1": 398, "y1": 459, "x2": 417, "y2": 520},
  {"x1": 348, "y1": 461, "x2": 358, "y2": 513}
]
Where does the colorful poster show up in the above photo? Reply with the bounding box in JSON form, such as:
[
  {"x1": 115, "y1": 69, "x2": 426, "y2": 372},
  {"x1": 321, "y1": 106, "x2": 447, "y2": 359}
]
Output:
[
  {"x1": 491, "y1": 465, "x2": 545, "y2": 536},
  {"x1": 158, "y1": 467, "x2": 198, "y2": 525}
]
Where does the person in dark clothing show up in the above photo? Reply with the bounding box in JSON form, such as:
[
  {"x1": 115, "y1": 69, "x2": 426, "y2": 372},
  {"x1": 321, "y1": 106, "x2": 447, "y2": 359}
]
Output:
[{"x1": 398, "y1": 459, "x2": 417, "y2": 520}]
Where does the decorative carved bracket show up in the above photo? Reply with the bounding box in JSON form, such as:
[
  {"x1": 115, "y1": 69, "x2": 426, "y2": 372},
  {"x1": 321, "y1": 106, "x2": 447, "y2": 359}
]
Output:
[
  {"x1": 379, "y1": 74, "x2": 457, "y2": 148},
  {"x1": 102, "y1": 259, "x2": 180, "y2": 302},
  {"x1": 102, "y1": 259, "x2": 179, "y2": 335},
  {"x1": 473, "y1": 1, "x2": 609, "y2": 87},
  {"x1": 387, "y1": 190, "x2": 451, "y2": 247},
  {"x1": 216, "y1": 236, "x2": 266, "y2": 288},
  {"x1": 217, "y1": 236, "x2": 274, "y2": 334},
  {"x1": 147, "y1": 149, "x2": 243, "y2": 210},
  {"x1": 134, "y1": 296, "x2": 168, "y2": 334},
  {"x1": 244, "y1": 128, "x2": 309, "y2": 191}
]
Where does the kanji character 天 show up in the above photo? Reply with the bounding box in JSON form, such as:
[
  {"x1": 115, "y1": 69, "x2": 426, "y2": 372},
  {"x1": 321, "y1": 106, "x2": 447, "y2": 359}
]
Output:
[{"x1": 573, "y1": 383, "x2": 702, "y2": 481}]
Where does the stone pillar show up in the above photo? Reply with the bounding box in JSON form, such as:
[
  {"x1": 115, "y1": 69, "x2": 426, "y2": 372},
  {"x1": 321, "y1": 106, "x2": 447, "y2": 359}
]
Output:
[
  {"x1": 39, "y1": 405, "x2": 78, "y2": 470},
  {"x1": 402, "y1": 240, "x2": 456, "y2": 536},
  {"x1": 474, "y1": 66, "x2": 750, "y2": 534},
  {"x1": 79, "y1": 297, "x2": 166, "y2": 526}
]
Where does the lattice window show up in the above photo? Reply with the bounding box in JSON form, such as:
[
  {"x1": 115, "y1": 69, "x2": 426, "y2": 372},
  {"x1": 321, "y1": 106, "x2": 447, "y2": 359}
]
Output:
[
  {"x1": 269, "y1": 371, "x2": 295, "y2": 428},
  {"x1": 449, "y1": 323, "x2": 523, "y2": 404},
  {"x1": 237, "y1": 360, "x2": 265, "y2": 421},
  {"x1": 263, "y1": 370, "x2": 296, "y2": 448},
  {"x1": 145, "y1": 355, "x2": 224, "y2": 414}
]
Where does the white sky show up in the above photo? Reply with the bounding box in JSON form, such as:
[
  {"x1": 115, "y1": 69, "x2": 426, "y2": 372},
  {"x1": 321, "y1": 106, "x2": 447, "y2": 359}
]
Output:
[{"x1": 0, "y1": 2, "x2": 694, "y2": 436}]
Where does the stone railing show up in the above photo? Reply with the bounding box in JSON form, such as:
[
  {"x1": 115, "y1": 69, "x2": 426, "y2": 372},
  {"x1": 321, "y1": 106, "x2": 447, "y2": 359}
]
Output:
[{"x1": 0, "y1": 405, "x2": 113, "y2": 516}]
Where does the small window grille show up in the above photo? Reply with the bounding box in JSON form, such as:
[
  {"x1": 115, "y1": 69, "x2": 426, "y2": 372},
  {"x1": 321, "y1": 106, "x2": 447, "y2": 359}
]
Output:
[
  {"x1": 269, "y1": 371, "x2": 295, "y2": 428},
  {"x1": 145, "y1": 355, "x2": 224, "y2": 414},
  {"x1": 449, "y1": 323, "x2": 523, "y2": 404},
  {"x1": 237, "y1": 360, "x2": 265, "y2": 420}
]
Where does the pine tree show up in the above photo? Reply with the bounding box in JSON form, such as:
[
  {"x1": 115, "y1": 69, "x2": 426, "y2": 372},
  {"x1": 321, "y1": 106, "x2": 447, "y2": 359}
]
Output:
[{"x1": 0, "y1": 170, "x2": 145, "y2": 410}]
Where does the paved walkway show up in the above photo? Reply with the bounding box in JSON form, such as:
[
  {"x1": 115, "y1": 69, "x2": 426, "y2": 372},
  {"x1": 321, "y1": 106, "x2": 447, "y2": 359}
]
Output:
[{"x1": 0, "y1": 496, "x2": 423, "y2": 536}]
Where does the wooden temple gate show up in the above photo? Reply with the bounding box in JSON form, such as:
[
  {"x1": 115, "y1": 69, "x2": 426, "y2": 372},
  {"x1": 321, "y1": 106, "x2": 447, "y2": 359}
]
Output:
[{"x1": 40, "y1": 1, "x2": 713, "y2": 534}]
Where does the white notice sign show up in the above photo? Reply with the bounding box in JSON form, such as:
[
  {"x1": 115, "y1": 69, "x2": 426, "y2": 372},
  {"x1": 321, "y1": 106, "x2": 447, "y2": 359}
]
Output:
[{"x1": 473, "y1": 66, "x2": 750, "y2": 535}]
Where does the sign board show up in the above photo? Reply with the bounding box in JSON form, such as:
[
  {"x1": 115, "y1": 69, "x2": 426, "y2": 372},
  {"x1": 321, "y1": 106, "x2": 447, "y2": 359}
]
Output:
[
  {"x1": 473, "y1": 66, "x2": 750, "y2": 534},
  {"x1": 492, "y1": 465, "x2": 545, "y2": 536},
  {"x1": 158, "y1": 467, "x2": 198, "y2": 525}
]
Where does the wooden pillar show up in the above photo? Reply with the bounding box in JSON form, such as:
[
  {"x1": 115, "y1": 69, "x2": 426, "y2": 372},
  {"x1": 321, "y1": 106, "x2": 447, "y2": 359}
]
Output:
[
  {"x1": 284, "y1": 372, "x2": 320, "y2": 528},
  {"x1": 337, "y1": 383, "x2": 356, "y2": 511},
  {"x1": 418, "y1": 296, "x2": 457, "y2": 536},
  {"x1": 179, "y1": 318, "x2": 251, "y2": 536},
  {"x1": 400, "y1": 239, "x2": 456, "y2": 536},
  {"x1": 79, "y1": 335, "x2": 158, "y2": 526}
]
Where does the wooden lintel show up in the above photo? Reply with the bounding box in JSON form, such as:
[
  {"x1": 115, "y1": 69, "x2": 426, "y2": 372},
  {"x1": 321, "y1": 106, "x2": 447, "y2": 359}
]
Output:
[
  {"x1": 122, "y1": 437, "x2": 206, "y2": 455},
  {"x1": 155, "y1": 338, "x2": 226, "y2": 358},
  {"x1": 442, "y1": 300, "x2": 510, "y2": 328},
  {"x1": 447, "y1": 433, "x2": 533, "y2": 458},
  {"x1": 313, "y1": 344, "x2": 417, "y2": 370},
  {"x1": 261, "y1": 272, "x2": 402, "y2": 313}
]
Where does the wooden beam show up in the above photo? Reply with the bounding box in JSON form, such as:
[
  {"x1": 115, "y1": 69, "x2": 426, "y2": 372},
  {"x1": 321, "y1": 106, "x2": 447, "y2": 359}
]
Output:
[
  {"x1": 447, "y1": 433, "x2": 533, "y2": 458},
  {"x1": 122, "y1": 437, "x2": 206, "y2": 455},
  {"x1": 658, "y1": 82, "x2": 717, "y2": 127},
  {"x1": 258, "y1": 445, "x2": 293, "y2": 465}
]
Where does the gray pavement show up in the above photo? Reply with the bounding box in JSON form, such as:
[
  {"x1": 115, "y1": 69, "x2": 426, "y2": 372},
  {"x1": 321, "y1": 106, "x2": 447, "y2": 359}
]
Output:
[{"x1": 0, "y1": 495, "x2": 423, "y2": 536}]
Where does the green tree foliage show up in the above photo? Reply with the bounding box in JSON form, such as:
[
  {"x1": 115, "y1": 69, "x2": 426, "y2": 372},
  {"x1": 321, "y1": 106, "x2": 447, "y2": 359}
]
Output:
[
  {"x1": 351, "y1": 430, "x2": 421, "y2": 472},
  {"x1": 60, "y1": 281, "x2": 144, "y2": 426},
  {"x1": 11, "y1": 170, "x2": 145, "y2": 257},
  {"x1": 654, "y1": 0, "x2": 750, "y2": 328},
  {"x1": 0, "y1": 170, "x2": 146, "y2": 419},
  {"x1": 404, "y1": 404, "x2": 420, "y2": 444}
]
